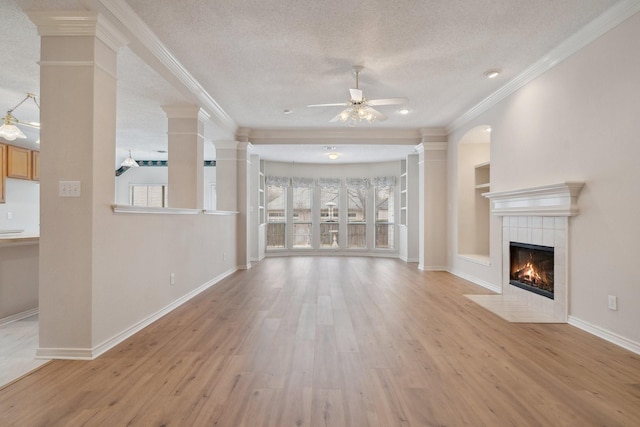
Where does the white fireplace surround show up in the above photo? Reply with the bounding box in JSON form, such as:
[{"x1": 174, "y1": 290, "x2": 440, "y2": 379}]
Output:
[{"x1": 466, "y1": 182, "x2": 584, "y2": 323}]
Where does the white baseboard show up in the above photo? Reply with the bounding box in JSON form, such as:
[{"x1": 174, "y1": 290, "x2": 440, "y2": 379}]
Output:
[
  {"x1": 568, "y1": 316, "x2": 640, "y2": 356},
  {"x1": 448, "y1": 268, "x2": 501, "y2": 293},
  {"x1": 0, "y1": 308, "x2": 39, "y2": 327},
  {"x1": 36, "y1": 267, "x2": 238, "y2": 360},
  {"x1": 418, "y1": 264, "x2": 448, "y2": 271},
  {"x1": 237, "y1": 263, "x2": 252, "y2": 270},
  {"x1": 36, "y1": 347, "x2": 93, "y2": 360}
]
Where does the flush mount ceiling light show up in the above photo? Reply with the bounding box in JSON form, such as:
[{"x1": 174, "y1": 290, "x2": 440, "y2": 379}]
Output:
[
  {"x1": 399, "y1": 109, "x2": 410, "y2": 115},
  {"x1": 484, "y1": 69, "x2": 501, "y2": 79},
  {"x1": 121, "y1": 150, "x2": 139, "y2": 168},
  {"x1": 327, "y1": 152, "x2": 340, "y2": 160},
  {"x1": 0, "y1": 93, "x2": 40, "y2": 141}
]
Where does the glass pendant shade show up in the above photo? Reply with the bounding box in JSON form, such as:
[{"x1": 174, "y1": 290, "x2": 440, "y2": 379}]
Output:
[
  {"x1": 0, "y1": 117, "x2": 27, "y2": 141},
  {"x1": 121, "y1": 150, "x2": 139, "y2": 168}
]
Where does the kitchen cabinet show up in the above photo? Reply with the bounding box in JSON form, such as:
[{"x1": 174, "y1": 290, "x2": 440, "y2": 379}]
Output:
[
  {"x1": 31, "y1": 150, "x2": 40, "y2": 181},
  {"x1": 0, "y1": 144, "x2": 5, "y2": 203},
  {"x1": 7, "y1": 145, "x2": 32, "y2": 180}
]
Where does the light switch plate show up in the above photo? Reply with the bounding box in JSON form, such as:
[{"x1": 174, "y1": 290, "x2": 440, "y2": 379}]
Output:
[{"x1": 59, "y1": 181, "x2": 81, "y2": 197}]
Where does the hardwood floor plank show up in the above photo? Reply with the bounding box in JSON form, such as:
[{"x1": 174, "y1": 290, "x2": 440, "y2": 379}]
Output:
[{"x1": 1, "y1": 257, "x2": 639, "y2": 426}]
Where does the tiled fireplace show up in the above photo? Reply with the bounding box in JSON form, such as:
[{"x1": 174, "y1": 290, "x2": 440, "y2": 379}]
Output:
[{"x1": 468, "y1": 182, "x2": 583, "y2": 323}]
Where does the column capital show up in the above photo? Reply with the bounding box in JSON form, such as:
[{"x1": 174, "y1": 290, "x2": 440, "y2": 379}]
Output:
[
  {"x1": 161, "y1": 105, "x2": 209, "y2": 121},
  {"x1": 27, "y1": 11, "x2": 128, "y2": 52}
]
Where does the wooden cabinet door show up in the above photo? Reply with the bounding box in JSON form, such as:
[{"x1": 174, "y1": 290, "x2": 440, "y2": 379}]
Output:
[
  {"x1": 0, "y1": 144, "x2": 5, "y2": 203},
  {"x1": 7, "y1": 145, "x2": 32, "y2": 180},
  {"x1": 32, "y1": 150, "x2": 40, "y2": 181}
]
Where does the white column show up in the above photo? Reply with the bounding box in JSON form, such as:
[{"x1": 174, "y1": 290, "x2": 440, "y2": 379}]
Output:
[
  {"x1": 162, "y1": 105, "x2": 205, "y2": 209},
  {"x1": 416, "y1": 131, "x2": 448, "y2": 271},
  {"x1": 28, "y1": 11, "x2": 127, "y2": 356},
  {"x1": 236, "y1": 141, "x2": 253, "y2": 269}
]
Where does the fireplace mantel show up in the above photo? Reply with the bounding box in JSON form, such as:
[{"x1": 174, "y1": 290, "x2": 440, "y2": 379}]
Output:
[{"x1": 483, "y1": 182, "x2": 584, "y2": 216}]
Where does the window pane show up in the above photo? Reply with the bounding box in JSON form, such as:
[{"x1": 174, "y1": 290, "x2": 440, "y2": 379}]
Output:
[
  {"x1": 375, "y1": 187, "x2": 394, "y2": 249},
  {"x1": 267, "y1": 186, "x2": 286, "y2": 249},
  {"x1": 320, "y1": 223, "x2": 339, "y2": 248},
  {"x1": 347, "y1": 187, "x2": 367, "y2": 248},
  {"x1": 375, "y1": 187, "x2": 394, "y2": 223},
  {"x1": 347, "y1": 188, "x2": 366, "y2": 222},
  {"x1": 293, "y1": 223, "x2": 312, "y2": 248},
  {"x1": 267, "y1": 223, "x2": 286, "y2": 249},
  {"x1": 375, "y1": 223, "x2": 394, "y2": 249},
  {"x1": 293, "y1": 187, "x2": 312, "y2": 222},
  {"x1": 320, "y1": 187, "x2": 339, "y2": 248},
  {"x1": 320, "y1": 188, "x2": 339, "y2": 223},
  {"x1": 347, "y1": 224, "x2": 366, "y2": 248}
]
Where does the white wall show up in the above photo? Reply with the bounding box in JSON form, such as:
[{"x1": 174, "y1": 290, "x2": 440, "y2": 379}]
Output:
[
  {"x1": 448, "y1": 11, "x2": 640, "y2": 346},
  {"x1": 0, "y1": 178, "x2": 39, "y2": 232}
]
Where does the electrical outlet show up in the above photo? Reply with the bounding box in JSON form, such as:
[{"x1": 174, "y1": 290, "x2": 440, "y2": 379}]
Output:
[
  {"x1": 7, "y1": 212, "x2": 12, "y2": 220},
  {"x1": 608, "y1": 295, "x2": 617, "y2": 311},
  {"x1": 170, "y1": 273, "x2": 176, "y2": 286}
]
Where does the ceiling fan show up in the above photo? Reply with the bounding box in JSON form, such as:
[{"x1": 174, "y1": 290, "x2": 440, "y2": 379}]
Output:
[{"x1": 308, "y1": 66, "x2": 407, "y2": 125}]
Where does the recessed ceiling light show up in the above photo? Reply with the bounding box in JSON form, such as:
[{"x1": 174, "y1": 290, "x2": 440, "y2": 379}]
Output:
[
  {"x1": 484, "y1": 69, "x2": 500, "y2": 79},
  {"x1": 399, "y1": 109, "x2": 410, "y2": 115},
  {"x1": 328, "y1": 153, "x2": 340, "y2": 160},
  {"x1": 484, "y1": 126, "x2": 492, "y2": 133},
  {"x1": 283, "y1": 109, "x2": 293, "y2": 115}
]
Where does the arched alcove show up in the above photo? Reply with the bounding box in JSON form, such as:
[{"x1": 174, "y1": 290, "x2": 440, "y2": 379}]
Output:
[{"x1": 457, "y1": 125, "x2": 491, "y2": 261}]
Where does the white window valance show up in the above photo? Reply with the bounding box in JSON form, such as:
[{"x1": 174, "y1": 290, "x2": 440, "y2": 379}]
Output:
[
  {"x1": 266, "y1": 176, "x2": 290, "y2": 187},
  {"x1": 371, "y1": 176, "x2": 396, "y2": 188},
  {"x1": 317, "y1": 178, "x2": 342, "y2": 189},
  {"x1": 291, "y1": 177, "x2": 315, "y2": 188},
  {"x1": 345, "y1": 178, "x2": 369, "y2": 189}
]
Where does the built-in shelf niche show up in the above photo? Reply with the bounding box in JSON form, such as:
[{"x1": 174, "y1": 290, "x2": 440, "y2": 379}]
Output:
[{"x1": 457, "y1": 131, "x2": 490, "y2": 262}]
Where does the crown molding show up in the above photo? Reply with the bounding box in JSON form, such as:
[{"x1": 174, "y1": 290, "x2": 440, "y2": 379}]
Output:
[
  {"x1": 246, "y1": 128, "x2": 422, "y2": 145},
  {"x1": 84, "y1": 0, "x2": 237, "y2": 138},
  {"x1": 447, "y1": 0, "x2": 640, "y2": 133}
]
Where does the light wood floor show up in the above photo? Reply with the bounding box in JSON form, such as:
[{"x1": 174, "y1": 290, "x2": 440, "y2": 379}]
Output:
[{"x1": 1, "y1": 257, "x2": 639, "y2": 426}]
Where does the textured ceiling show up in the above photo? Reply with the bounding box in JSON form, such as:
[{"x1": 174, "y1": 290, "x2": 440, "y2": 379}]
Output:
[{"x1": 2, "y1": 0, "x2": 625, "y2": 164}]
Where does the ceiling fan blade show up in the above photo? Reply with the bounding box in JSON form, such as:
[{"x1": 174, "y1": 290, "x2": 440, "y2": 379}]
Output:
[
  {"x1": 367, "y1": 107, "x2": 387, "y2": 121},
  {"x1": 368, "y1": 97, "x2": 408, "y2": 106},
  {"x1": 307, "y1": 102, "x2": 348, "y2": 108},
  {"x1": 330, "y1": 109, "x2": 350, "y2": 122},
  {"x1": 349, "y1": 88, "x2": 362, "y2": 102}
]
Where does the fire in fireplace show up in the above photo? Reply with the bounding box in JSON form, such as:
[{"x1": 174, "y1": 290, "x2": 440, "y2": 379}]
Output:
[{"x1": 509, "y1": 242, "x2": 554, "y2": 299}]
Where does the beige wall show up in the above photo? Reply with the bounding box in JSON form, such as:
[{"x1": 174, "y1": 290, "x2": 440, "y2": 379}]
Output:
[
  {"x1": 448, "y1": 11, "x2": 640, "y2": 345},
  {"x1": 0, "y1": 243, "x2": 38, "y2": 321}
]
